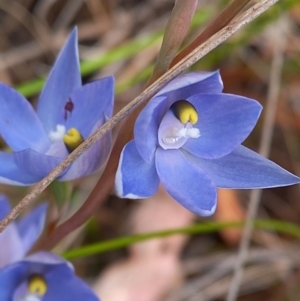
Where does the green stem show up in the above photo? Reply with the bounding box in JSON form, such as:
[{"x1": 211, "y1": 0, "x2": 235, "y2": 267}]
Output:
[{"x1": 63, "y1": 219, "x2": 300, "y2": 260}]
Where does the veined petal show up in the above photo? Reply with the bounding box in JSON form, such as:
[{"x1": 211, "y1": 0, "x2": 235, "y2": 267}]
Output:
[
  {"x1": 65, "y1": 76, "x2": 114, "y2": 137},
  {"x1": 115, "y1": 140, "x2": 159, "y2": 199},
  {"x1": 0, "y1": 84, "x2": 50, "y2": 152},
  {"x1": 60, "y1": 119, "x2": 112, "y2": 181},
  {"x1": 187, "y1": 145, "x2": 300, "y2": 188},
  {"x1": 13, "y1": 149, "x2": 64, "y2": 179},
  {"x1": 156, "y1": 71, "x2": 223, "y2": 100},
  {"x1": 155, "y1": 148, "x2": 217, "y2": 216},
  {"x1": 183, "y1": 93, "x2": 262, "y2": 159},
  {"x1": 0, "y1": 151, "x2": 41, "y2": 185},
  {"x1": 134, "y1": 96, "x2": 168, "y2": 163},
  {"x1": 37, "y1": 28, "x2": 81, "y2": 133},
  {"x1": 0, "y1": 262, "x2": 27, "y2": 301},
  {"x1": 16, "y1": 203, "x2": 48, "y2": 254}
]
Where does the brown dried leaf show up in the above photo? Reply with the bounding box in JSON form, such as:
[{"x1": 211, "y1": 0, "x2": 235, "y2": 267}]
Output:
[
  {"x1": 93, "y1": 186, "x2": 194, "y2": 301},
  {"x1": 94, "y1": 255, "x2": 181, "y2": 301},
  {"x1": 215, "y1": 189, "x2": 245, "y2": 246}
]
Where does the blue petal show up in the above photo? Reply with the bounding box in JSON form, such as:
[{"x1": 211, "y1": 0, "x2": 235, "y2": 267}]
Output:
[
  {"x1": 20, "y1": 252, "x2": 99, "y2": 300},
  {"x1": 2, "y1": 253, "x2": 99, "y2": 301},
  {"x1": 16, "y1": 203, "x2": 48, "y2": 254},
  {"x1": 0, "y1": 151, "x2": 41, "y2": 185},
  {"x1": 187, "y1": 145, "x2": 300, "y2": 188},
  {"x1": 37, "y1": 28, "x2": 81, "y2": 133},
  {"x1": 0, "y1": 195, "x2": 11, "y2": 220},
  {"x1": 183, "y1": 93, "x2": 262, "y2": 159},
  {"x1": 0, "y1": 197, "x2": 23, "y2": 267},
  {"x1": 156, "y1": 71, "x2": 223, "y2": 101},
  {"x1": 115, "y1": 140, "x2": 159, "y2": 198},
  {"x1": 65, "y1": 76, "x2": 114, "y2": 137},
  {"x1": 0, "y1": 262, "x2": 27, "y2": 301},
  {"x1": 0, "y1": 84, "x2": 50, "y2": 152},
  {"x1": 13, "y1": 149, "x2": 64, "y2": 179},
  {"x1": 155, "y1": 148, "x2": 217, "y2": 216},
  {"x1": 60, "y1": 119, "x2": 112, "y2": 181},
  {"x1": 44, "y1": 264, "x2": 99, "y2": 301},
  {"x1": 134, "y1": 96, "x2": 168, "y2": 163},
  {"x1": 0, "y1": 223, "x2": 24, "y2": 268}
]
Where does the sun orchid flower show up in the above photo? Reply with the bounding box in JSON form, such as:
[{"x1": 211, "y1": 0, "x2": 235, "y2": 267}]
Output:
[
  {"x1": 0, "y1": 196, "x2": 100, "y2": 301},
  {"x1": 0, "y1": 28, "x2": 114, "y2": 185},
  {"x1": 115, "y1": 71, "x2": 300, "y2": 216},
  {"x1": 0, "y1": 252, "x2": 100, "y2": 301}
]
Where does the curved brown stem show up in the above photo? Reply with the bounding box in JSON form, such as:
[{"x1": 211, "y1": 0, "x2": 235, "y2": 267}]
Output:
[{"x1": 171, "y1": 0, "x2": 252, "y2": 67}]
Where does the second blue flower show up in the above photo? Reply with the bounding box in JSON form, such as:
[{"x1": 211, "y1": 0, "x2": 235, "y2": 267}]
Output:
[{"x1": 115, "y1": 71, "x2": 300, "y2": 216}]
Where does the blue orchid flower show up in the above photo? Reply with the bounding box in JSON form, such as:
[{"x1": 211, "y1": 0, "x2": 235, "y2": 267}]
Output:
[
  {"x1": 0, "y1": 196, "x2": 100, "y2": 301},
  {"x1": 115, "y1": 71, "x2": 300, "y2": 216},
  {"x1": 0, "y1": 28, "x2": 114, "y2": 185},
  {"x1": 0, "y1": 252, "x2": 100, "y2": 301}
]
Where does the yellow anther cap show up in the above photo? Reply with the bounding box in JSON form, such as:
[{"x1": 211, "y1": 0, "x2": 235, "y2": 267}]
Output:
[
  {"x1": 28, "y1": 275, "x2": 47, "y2": 296},
  {"x1": 171, "y1": 100, "x2": 199, "y2": 125},
  {"x1": 63, "y1": 128, "x2": 83, "y2": 152}
]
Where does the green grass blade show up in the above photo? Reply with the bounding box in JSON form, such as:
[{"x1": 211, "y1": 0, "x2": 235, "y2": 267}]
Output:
[{"x1": 63, "y1": 219, "x2": 300, "y2": 260}]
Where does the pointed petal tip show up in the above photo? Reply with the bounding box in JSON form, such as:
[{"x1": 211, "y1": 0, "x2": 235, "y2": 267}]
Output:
[
  {"x1": 156, "y1": 148, "x2": 217, "y2": 217},
  {"x1": 190, "y1": 145, "x2": 300, "y2": 190},
  {"x1": 212, "y1": 69, "x2": 223, "y2": 86},
  {"x1": 265, "y1": 172, "x2": 300, "y2": 188},
  {"x1": 68, "y1": 26, "x2": 78, "y2": 45},
  {"x1": 71, "y1": 26, "x2": 78, "y2": 35},
  {"x1": 174, "y1": 192, "x2": 217, "y2": 217},
  {"x1": 196, "y1": 201, "x2": 217, "y2": 217},
  {"x1": 102, "y1": 74, "x2": 115, "y2": 84}
]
